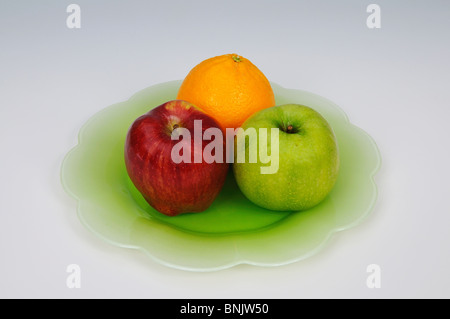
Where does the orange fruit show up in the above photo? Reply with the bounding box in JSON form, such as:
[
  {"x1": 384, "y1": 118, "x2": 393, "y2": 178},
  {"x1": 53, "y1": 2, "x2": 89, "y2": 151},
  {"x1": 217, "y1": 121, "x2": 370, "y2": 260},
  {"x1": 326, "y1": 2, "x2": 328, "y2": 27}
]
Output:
[{"x1": 176, "y1": 54, "x2": 275, "y2": 130}]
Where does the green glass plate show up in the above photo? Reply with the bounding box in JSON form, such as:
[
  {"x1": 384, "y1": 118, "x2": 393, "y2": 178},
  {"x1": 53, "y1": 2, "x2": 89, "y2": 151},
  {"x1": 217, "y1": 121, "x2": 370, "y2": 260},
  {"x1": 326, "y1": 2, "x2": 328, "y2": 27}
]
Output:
[{"x1": 61, "y1": 81, "x2": 381, "y2": 271}]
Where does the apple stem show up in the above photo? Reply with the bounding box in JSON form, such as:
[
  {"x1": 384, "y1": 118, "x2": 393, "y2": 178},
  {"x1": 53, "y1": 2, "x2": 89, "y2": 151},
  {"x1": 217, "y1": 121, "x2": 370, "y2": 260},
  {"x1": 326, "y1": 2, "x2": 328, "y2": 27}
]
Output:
[
  {"x1": 173, "y1": 124, "x2": 179, "y2": 130},
  {"x1": 287, "y1": 125, "x2": 293, "y2": 132}
]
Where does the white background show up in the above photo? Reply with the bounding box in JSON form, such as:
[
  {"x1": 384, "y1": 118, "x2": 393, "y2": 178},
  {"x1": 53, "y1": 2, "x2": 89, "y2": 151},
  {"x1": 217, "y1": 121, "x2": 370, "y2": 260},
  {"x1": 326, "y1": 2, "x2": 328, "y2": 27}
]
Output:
[{"x1": 1, "y1": 0, "x2": 449, "y2": 298}]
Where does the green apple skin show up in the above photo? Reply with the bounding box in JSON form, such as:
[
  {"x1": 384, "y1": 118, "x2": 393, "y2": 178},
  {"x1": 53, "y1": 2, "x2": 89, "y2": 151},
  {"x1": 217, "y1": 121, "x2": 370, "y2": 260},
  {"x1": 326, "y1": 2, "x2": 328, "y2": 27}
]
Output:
[{"x1": 233, "y1": 104, "x2": 339, "y2": 211}]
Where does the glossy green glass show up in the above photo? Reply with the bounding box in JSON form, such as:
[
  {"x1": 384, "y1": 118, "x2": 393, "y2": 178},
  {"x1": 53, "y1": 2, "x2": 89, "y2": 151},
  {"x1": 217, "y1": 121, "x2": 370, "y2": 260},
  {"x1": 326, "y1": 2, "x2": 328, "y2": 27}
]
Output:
[{"x1": 61, "y1": 81, "x2": 381, "y2": 271}]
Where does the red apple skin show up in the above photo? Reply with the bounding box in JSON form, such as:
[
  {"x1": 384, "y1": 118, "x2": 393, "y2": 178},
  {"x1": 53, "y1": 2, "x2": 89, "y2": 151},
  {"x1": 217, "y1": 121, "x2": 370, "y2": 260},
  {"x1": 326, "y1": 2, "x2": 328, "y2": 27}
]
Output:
[{"x1": 124, "y1": 100, "x2": 229, "y2": 216}]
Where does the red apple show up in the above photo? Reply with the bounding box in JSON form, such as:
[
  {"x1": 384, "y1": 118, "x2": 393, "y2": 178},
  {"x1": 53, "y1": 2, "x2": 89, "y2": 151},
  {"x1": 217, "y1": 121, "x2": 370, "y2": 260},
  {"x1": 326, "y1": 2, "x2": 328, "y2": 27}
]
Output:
[{"x1": 124, "y1": 100, "x2": 229, "y2": 216}]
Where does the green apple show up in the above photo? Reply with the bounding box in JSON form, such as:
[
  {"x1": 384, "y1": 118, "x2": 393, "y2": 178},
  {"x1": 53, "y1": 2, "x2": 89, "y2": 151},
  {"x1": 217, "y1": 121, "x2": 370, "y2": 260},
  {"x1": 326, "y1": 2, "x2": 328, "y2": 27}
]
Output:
[{"x1": 233, "y1": 104, "x2": 339, "y2": 211}]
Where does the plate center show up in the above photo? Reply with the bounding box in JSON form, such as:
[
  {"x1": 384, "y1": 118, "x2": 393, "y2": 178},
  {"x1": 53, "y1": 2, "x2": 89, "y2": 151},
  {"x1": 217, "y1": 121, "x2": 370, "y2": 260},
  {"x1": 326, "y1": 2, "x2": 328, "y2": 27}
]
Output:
[{"x1": 126, "y1": 170, "x2": 292, "y2": 235}]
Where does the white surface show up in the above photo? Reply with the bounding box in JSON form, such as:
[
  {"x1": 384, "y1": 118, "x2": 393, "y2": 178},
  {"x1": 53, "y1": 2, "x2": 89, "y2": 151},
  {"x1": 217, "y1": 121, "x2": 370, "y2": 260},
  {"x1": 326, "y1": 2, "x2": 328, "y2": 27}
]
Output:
[{"x1": 1, "y1": 0, "x2": 449, "y2": 298}]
